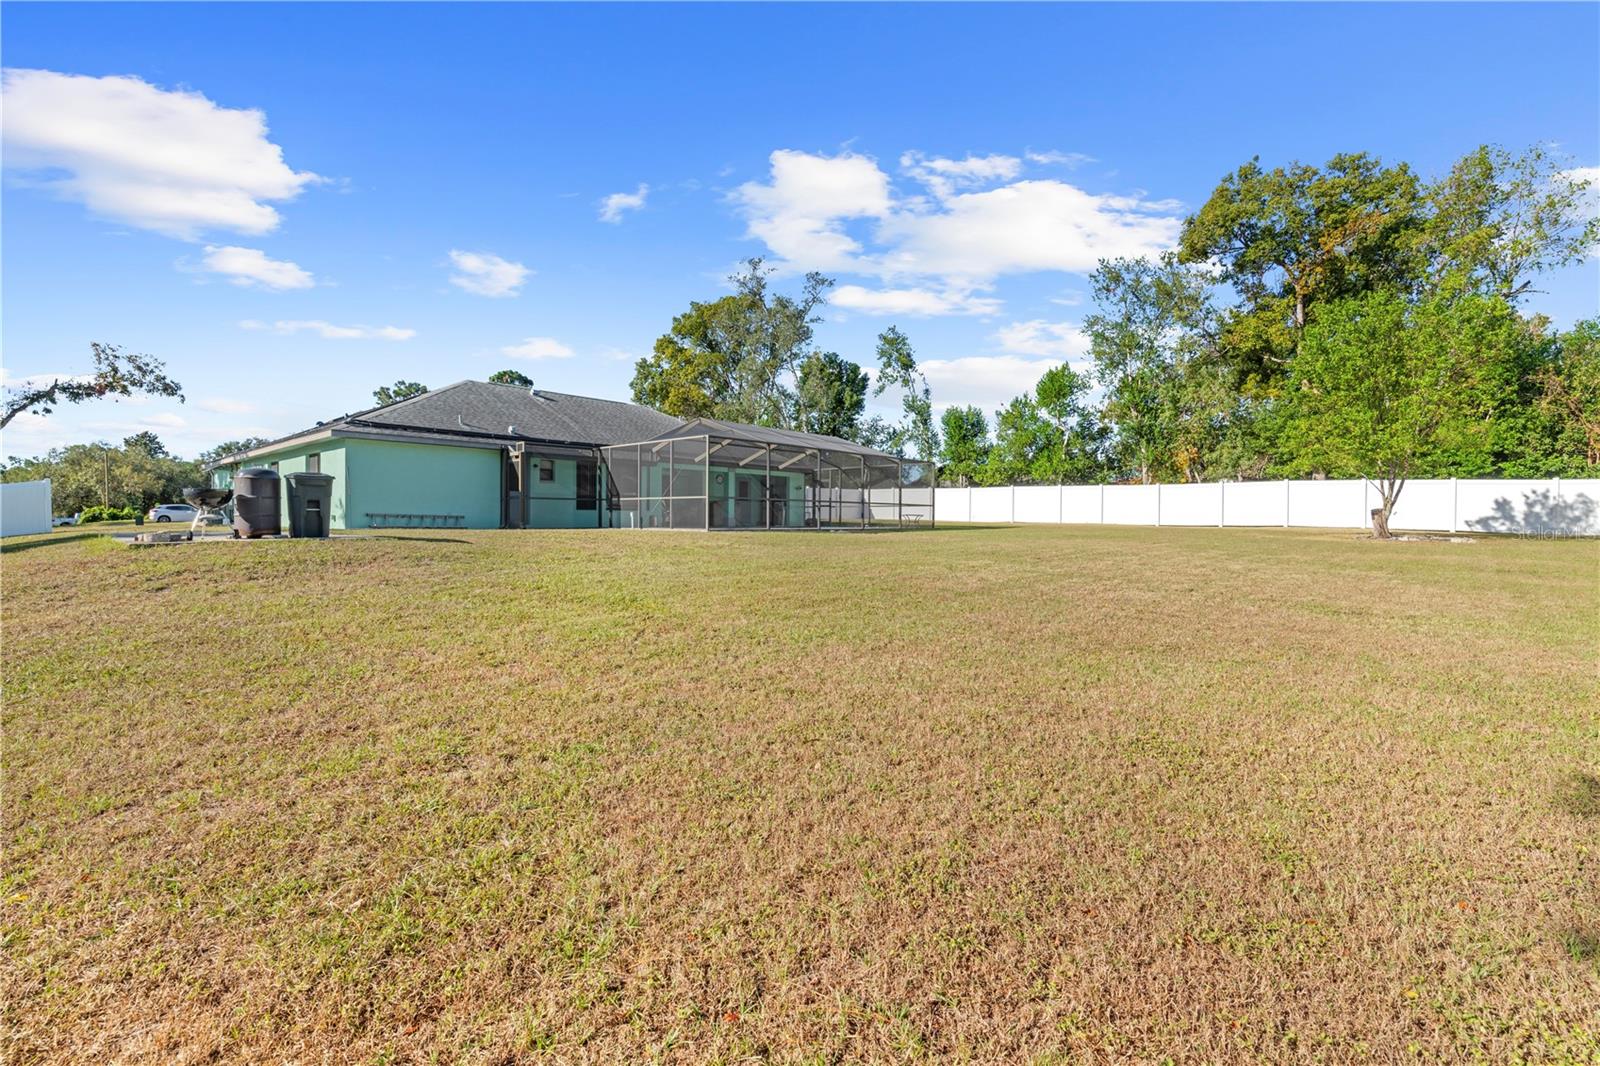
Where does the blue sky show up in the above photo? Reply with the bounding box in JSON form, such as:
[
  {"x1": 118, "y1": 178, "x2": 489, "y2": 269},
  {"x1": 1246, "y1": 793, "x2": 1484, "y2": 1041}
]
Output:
[{"x1": 3, "y1": 2, "x2": 1597, "y2": 459}]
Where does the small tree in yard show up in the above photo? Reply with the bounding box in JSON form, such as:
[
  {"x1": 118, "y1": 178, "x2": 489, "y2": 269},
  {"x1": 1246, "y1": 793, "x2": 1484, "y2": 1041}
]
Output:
[
  {"x1": 2, "y1": 343, "x2": 182, "y2": 430},
  {"x1": 1285, "y1": 290, "x2": 1514, "y2": 538}
]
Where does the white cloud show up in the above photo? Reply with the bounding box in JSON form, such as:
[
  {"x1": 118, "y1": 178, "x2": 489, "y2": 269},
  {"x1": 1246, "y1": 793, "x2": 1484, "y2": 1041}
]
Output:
[
  {"x1": 875, "y1": 180, "x2": 1182, "y2": 284},
  {"x1": 1569, "y1": 166, "x2": 1600, "y2": 258},
  {"x1": 139, "y1": 411, "x2": 187, "y2": 429},
  {"x1": 733, "y1": 149, "x2": 1181, "y2": 289},
  {"x1": 240, "y1": 319, "x2": 414, "y2": 340},
  {"x1": 1026, "y1": 149, "x2": 1096, "y2": 168},
  {"x1": 1, "y1": 68, "x2": 319, "y2": 240},
  {"x1": 201, "y1": 245, "x2": 315, "y2": 290},
  {"x1": 731, "y1": 150, "x2": 892, "y2": 271},
  {"x1": 501, "y1": 336, "x2": 574, "y2": 360},
  {"x1": 599, "y1": 183, "x2": 649, "y2": 223},
  {"x1": 922, "y1": 355, "x2": 1063, "y2": 411},
  {"x1": 832, "y1": 284, "x2": 1000, "y2": 317},
  {"x1": 1567, "y1": 165, "x2": 1600, "y2": 204},
  {"x1": 448, "y1": 250, "x2": 529, "y2": 297},
  {"x1": 993, "y1": 319, "x2": 1090, "y2": 360},
  {"x1": 900, "y1": 151, "x2": 1021, "y2": 200}
]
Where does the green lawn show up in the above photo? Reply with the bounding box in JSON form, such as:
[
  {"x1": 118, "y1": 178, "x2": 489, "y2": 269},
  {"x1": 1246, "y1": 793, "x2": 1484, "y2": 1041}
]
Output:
[{"x1": 3, "y1": 526, "x2": 1597, "y2": 1063}]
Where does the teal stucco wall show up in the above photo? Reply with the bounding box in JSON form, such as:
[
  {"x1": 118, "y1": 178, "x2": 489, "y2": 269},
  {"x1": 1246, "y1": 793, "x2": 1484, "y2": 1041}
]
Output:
[
  {"x1": 211, "y1": 442, "x2": 349, "y2": 529},
  {"x1": 524, "y1": 456, "x2": 602, "y2": 529},
  {"x1": 344, "y1": 438, "x2": 503, "y2": 529}
]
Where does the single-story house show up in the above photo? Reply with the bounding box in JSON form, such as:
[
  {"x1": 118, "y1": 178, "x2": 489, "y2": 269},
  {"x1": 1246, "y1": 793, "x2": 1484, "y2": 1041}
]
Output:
[{"x1": 207, "y1": 380, "x2": 934, "y2": 530}]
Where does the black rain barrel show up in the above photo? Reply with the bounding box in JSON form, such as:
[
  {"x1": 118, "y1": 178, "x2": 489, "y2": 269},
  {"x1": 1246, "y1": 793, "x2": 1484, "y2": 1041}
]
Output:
[
  {"x1": 285, "y1": 472, "x2": 335, "y2": 538},
  {"x1": 232, "y1": 467, "x2": 281, "y2": 539}
]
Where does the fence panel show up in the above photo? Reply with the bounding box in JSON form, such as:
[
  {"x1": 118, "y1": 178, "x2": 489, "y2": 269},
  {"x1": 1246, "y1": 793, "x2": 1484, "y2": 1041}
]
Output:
[
  {"x1": 940, "y1": 486, "x2": 973, "y2": 523},
  {"x1": 1387, "y1": 478, "x2": 1455, "y2": 532},
  {"x1": 1013, "y1": 486, "x2": 1060, "y2": 523},
  {"x1": 1222, "y1": 481, "x2": 1288, "y2": 527},
  {"x1": 970, "y1": 487, "x2": 1014, "y2": 523},
  {"x1": 1103, "y1": 485, "x2": 1159, "y2": 525},
  {"x1": 1288, "y1": 479, "x2": 1367, "y2": 529},
  {"x1": 1, "y1": 479, "x2": 52, "y2": 538},
  {"x1": 1458, "y1": 478, "x2": 1600, "y2": 535},
  {"x1": 933, "y1": 477, "x2": 1598, "y2": 535},
  {"x1": 1160, "y1": 483, "x2": 1222, "y2": 526},
  {"x1": 1061, "y1": 485, "x2": 1103, "y2": 523}
]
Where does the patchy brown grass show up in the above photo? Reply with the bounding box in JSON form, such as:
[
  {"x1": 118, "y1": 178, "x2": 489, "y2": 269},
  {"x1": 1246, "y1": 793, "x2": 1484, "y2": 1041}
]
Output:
[{"x1": 2, "y1": 525, "x2": 1597, "y2": 1064}]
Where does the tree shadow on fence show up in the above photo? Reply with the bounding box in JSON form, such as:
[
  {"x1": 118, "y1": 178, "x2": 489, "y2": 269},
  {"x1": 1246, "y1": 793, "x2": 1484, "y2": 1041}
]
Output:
[{"x1": 1463, "y1": 489, "x2": 1598, "y2": 536}]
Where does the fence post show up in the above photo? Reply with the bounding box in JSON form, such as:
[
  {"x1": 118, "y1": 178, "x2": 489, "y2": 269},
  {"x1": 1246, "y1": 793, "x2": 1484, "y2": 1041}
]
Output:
[
  {"x1": 1219, "y1": 481, "x2": 1226, "y2": 527},
  {"x1": 1100, "y1": 483, "x2": 1106, "y2": 524},
  {"x1": 1058, "y1": 484, "x2": 1064, "y2": 525},
  {"x1": 1010, "y1": 484, "x2": 1016, "y2": 524},
  {"x1": 1450, "y1": 477, "x2": 1458, "y2": 533},
  {"x1": 1156, "y1": 483, "x2": 1162, "y2": 527},
  {"x1": 1283, "y1": 479, "x2": 1290, "y2": 527}
]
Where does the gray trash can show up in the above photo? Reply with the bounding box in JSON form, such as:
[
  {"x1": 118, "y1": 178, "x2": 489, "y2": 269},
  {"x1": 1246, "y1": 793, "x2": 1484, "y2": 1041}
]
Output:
[
  {"x1": 284, "y1": 472, "x2": 335, "y2": 538},
  {"x1": 233, "y1": 467, "x2": 281, "y2": 538}
]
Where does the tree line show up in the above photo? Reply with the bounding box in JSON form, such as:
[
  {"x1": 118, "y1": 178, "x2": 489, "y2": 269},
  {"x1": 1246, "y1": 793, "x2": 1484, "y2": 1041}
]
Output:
[
  {"x1": 0, "y1": 433, "x2": 269, "y2": 517},
  {"x1": 632, "y1": 145, "x2": 1597, "y2": 533}
]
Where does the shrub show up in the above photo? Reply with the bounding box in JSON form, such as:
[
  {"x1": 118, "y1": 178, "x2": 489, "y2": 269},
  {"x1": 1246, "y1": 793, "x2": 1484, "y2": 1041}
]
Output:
[{"x1": 78, "y1": 505, "x2": 138, "y2": 523}]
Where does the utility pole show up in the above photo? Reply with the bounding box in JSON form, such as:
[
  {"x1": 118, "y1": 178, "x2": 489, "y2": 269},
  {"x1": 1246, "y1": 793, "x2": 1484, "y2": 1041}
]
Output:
[{"x1": 102, "y1": 445, "x2": 111, "y2": 507}]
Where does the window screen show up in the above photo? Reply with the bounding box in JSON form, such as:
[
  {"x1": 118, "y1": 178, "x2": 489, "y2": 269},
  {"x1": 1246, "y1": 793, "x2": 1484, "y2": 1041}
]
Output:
[
  {"x1": 306, "y1": 453, "x2": 321, "y2": 474},
  {"x1": 576, "y1": 458, "x2": 597, "y2": 510}
]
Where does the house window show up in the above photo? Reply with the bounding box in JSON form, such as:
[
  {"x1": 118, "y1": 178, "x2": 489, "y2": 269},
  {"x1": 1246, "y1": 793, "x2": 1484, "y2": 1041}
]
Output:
[
  {"x1": 269, "y1": 461, "x2": 279, "y2": 472},
  {"x1": 576, "y1": 458, "x2": 597, "y2": 511},
  {"x1": 306, "y1": 453, "x2": 321, "y2": 474},
  {"x1": 539, "y1": 459, "x2": 555, "y2": 482}
]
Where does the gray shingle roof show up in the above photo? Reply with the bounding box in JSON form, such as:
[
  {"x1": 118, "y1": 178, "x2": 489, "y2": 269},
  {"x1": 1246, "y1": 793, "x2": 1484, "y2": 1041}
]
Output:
[
  {"x1": 352, "y1": 381, "x2": 683, "y2": 445},
  {"x1": 205, "y1": 381, "x2": 902, "y2": 469}
]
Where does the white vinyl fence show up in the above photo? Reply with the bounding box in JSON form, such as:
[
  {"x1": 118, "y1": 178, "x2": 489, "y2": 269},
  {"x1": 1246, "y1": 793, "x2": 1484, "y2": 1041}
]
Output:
[
  {"x1": 935, "y1": 477, "x2": 1600, "y2": 536},
  {"x1": 1, "y1": 478, "x2": 53, "y2": 538}
]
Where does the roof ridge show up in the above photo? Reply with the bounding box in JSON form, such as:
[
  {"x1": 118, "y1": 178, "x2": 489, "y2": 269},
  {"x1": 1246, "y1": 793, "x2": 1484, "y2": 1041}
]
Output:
[{"x1": 346, "y1": 379, "x2": 470, "y2": 421}]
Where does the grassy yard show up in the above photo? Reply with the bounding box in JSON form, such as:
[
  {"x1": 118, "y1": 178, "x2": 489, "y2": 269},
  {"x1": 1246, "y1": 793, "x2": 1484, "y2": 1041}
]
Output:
[{"x1": 2, "y1": 525, "x2": 1597, "y2": 1063}]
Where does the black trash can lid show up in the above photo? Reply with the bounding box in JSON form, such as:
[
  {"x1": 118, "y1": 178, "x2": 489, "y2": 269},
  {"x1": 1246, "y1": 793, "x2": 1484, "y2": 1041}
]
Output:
[
  {"x1": 238, "y1": 466, "x2": 280, "y2": 479},
  {"x1": 284, "y1": 472, "x2": 335, "y2": 485}
]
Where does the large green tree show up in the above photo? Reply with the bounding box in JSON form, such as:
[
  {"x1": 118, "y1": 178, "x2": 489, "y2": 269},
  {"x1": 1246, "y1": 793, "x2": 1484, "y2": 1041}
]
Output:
[
  {"x1": 631, "y1": 259, "x2": 833, "y2": 426},
  {"x1": 3, "y1": 440, "x2": 203, "y2": 515},
  {"x1": 984, "y1": 396, "x2": 1051, "y2": 485},
  {"x1": 1423, "y1": 145, "x2": 1600, "y2": 302},
  {"x1": 487, "y1": 369, "x2": 534, "y2": 387},
  {"x1": 938, "y1": 406, "x2": 990, "y2": 486},
  {"x1": 1032, "y1": 365, "x2": 1106, "y2": 483},
  {"x1": 795, "y1": 351, "x2": 869, "y2": 439},
  {"x1": 1532, "y1": 319, "x2": 1600, "y2": 470},
  {"x1": 1281, "y1": 290, "x2": 1519, "y2": 536},
  {"x1": 1178, "y1": 153, "x2": 1423, "y2": 388},
  {"x1": 872, "y1": 326, "x2": 939, "y2": 460},
  {"x1": 1086, "y1": 255, "x2": 1238, "y2": 483}
]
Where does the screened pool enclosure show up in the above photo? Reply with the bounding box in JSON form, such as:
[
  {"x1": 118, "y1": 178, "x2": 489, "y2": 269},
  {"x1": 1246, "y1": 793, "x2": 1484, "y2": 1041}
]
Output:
[{"x1": 600, "y1": 419, "x2": 935, "y2": 530}]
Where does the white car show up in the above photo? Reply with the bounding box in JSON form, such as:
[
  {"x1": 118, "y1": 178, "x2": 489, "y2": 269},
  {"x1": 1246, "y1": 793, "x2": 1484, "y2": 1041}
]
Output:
[
  {"x1": 52, "y1": 514, "x2": 78, "y2": 527},
  {"x1": 148, "y1": 503, "x2": 199, "y2": 523}
]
